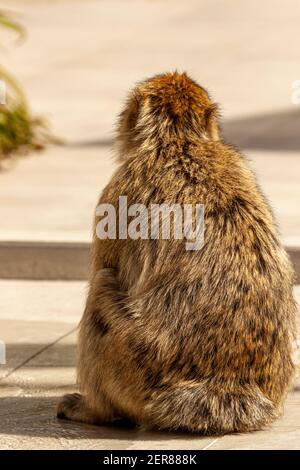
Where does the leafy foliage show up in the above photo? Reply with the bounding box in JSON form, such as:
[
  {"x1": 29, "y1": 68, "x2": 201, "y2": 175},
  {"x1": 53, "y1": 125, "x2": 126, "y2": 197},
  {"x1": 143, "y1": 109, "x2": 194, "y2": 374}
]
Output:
[{"x1": 0, "y1": 11, "x2": 52, "y2": 163}]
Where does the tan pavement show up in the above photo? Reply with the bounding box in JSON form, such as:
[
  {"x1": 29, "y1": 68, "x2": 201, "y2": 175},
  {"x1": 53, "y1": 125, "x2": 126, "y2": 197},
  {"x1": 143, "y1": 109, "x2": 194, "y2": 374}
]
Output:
[
  {"x1": 0, "y1": 0, "x2": 300, "y2": 450},
  {"x1": 0, "y1": 0, "x2": 299, "y2": 243},
  {"x1": 0, "y1": 280, "x2": 299, "y2": 450},
  {"x1": 0, "y1": 145, "x2": 300, "y2": 243}
]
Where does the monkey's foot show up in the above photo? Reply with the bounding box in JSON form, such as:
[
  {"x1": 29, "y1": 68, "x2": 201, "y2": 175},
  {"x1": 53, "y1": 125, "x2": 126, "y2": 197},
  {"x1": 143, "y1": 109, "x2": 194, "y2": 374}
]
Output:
[
  {"x1": 57, "y1": 393, "x2": 99, "y2": 424},
  {"x1": 57, "y1": 393, "x2": 82, "y2": 420}
]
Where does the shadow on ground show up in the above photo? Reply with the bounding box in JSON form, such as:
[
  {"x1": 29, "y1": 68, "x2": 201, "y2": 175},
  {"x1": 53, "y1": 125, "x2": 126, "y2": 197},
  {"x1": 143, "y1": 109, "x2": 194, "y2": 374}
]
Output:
[
  {"x1": 68, "y1": 108, "x2": 300, "y2": 153},
  {"x1": 222, "y1": 108, "x2": 300, "y2": 152},
  {"x1": 0, "y1": 396, "x2": 206, "y2": 443},
  {"x1": 4, "y1": 343, "x2": 77, "y2": 368}
]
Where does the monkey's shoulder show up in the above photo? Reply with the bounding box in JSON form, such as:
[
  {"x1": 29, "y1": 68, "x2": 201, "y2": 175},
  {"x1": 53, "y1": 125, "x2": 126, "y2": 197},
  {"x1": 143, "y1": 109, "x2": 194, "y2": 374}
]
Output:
[{"x1": 98, "y1": 142, "x2": 258, "y2": 212}]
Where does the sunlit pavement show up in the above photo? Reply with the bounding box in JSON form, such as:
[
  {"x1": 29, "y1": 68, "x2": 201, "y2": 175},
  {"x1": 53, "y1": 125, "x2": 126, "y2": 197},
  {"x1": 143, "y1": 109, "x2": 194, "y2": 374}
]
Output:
[
  {"x1": 0, "y1": 0, "x2": 299, "y2": 449},
  {"x1": 0, "y1": 281, "x2": 298, "y2": 450}
]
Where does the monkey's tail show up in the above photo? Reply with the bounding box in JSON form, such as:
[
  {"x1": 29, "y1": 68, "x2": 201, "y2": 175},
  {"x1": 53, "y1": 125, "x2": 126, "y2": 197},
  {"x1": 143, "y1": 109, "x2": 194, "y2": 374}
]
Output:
[{"x1": 145, "y1": 379, "x2": 278, "y2": 434}]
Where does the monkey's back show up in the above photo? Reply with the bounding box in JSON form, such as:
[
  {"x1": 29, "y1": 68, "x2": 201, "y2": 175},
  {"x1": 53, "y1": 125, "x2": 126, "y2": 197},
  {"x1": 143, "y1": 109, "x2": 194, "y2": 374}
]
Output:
[{"x1": 93, "y1": 140, "x2": 296, "y2": 414}]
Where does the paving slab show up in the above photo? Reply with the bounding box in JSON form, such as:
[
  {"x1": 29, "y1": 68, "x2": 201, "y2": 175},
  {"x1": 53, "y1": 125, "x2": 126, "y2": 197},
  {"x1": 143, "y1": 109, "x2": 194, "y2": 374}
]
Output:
[
  {"x1": 0, "y1": 280, "x2": 299, "y2": 449},
  {"x1": 0, "y1": 146, "x2": 113, "y2": 243},
  {"x1": 205, "y1": 392, "x2": 300, "y2": 450},
  {"x1": 0, "y1": 147, "x2": 300, "y2": 243},
  {"x1": 0, "y1": 280, "x2": 85, "y2": 378},
  {"x1": 0, "y1": 319, "x2": 76, "y2": 379},
  {"x1": 0, "y1": 394, "x2": 216, "y2": 450},
  {"x1": 0, "y1": 279, "x2": 86, "y2": 323},
  {"x1": 0, "y1": 0, "x2": 299, "y2": 242},
  {"x1": 2, "y1": 330, "x2": 78, "y2": 392},
  {"x1": 0, "y1": 0, "x2": 300, "y2": 450}
]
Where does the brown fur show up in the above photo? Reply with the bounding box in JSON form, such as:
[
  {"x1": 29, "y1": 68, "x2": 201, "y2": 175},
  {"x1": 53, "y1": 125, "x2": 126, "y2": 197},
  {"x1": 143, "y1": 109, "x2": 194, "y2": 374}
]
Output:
[{"x1": 57, "y1": 72, "x2": 296, "y2": 434}]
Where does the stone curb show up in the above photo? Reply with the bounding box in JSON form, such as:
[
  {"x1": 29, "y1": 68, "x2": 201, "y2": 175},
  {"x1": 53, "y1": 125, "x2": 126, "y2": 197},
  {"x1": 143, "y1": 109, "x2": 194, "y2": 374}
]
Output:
[
  {"x1": 0, "y1": 241, "x2": 89, "y2": 281},
  {"x1": 0, "y1": 241, "x2": 299, "y2": 282}
]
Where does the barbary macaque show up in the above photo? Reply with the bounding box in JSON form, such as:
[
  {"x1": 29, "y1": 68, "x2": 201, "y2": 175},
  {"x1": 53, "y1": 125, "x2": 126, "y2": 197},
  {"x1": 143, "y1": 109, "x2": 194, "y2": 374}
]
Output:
[{"x1": 57, "y1": 72, "x2": 296, "y2": 434}]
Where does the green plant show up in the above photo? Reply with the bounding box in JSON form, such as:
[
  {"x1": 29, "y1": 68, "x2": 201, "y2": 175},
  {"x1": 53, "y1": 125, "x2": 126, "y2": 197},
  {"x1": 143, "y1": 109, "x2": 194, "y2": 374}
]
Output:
[{"x1": 0, "y1": 11, "x2": 51, "y2": 163}]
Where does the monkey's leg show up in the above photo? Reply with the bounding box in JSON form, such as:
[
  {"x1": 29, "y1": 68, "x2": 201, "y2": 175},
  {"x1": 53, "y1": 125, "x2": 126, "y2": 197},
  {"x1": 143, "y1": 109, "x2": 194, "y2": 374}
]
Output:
[
  {"x1": 56, "y1": 392, "x2": 117, "y2": 425},
  {"x1": 77, "y1": 268, "x2": 158, "y2": 424},
  {"x1": 144, "y1": 381, "x2": 278, "y2": 434},
  {"x1": 82, "y1": 270, "x2": 279, "y2": 434},
  {"x1": 67, "y1": 268, "x2": 137, "y2": 425}
]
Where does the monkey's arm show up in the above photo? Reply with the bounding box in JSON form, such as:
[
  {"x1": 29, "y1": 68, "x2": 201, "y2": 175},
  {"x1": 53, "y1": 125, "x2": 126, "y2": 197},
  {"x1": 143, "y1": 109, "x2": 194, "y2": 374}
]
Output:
[
  {"x1": 83, "y1": 268, "x2": 134, "y2": 333},
  {"x1": 81, "y1": 265, "x2": 170, "y2": 359}
]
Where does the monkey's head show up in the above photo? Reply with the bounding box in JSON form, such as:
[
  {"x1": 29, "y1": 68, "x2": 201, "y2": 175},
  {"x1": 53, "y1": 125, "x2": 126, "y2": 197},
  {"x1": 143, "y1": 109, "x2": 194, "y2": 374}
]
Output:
[{"x1": 117, "y1": 71, "x2": 220, "y2": 159}]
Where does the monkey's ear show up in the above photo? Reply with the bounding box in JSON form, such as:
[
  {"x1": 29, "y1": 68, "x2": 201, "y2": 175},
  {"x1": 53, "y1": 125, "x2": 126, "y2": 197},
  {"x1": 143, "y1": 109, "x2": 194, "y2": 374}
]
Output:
[
  {"x1": 123, "y1": 91, "x2": 141, "y2": 134},
  {"x1": 204, "y1": 103, "x2": 220, "y2": 141}
]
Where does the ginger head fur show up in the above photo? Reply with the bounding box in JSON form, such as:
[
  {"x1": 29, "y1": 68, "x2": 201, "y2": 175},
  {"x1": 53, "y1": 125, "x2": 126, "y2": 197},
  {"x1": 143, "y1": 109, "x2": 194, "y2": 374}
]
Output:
[{"x1": 117, "y1": 71, "x2": 220, "y2": 159}]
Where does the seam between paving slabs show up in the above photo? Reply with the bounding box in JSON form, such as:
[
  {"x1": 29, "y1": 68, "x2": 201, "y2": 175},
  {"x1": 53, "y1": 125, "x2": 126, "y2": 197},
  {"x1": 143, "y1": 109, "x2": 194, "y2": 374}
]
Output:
[
  {"x1": 202, "y1": 438, "x2": 219, "y2": 450},
  {"x1": 1, "y1": 326, "x2": 78, "y2": 380}
]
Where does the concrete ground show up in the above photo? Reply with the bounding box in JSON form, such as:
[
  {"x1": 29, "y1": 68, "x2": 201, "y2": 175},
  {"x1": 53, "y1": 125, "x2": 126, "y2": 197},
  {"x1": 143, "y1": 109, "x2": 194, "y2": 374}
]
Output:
[
  {"x1": 0, "y1": 0, "x2": 300, "y2": 450},
  {"x1": 0, "y1": 0, "x2": 299, "y2": 243},
  {"x1": 0, "y1": 280, "x2": 299, "y2": 450}
]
